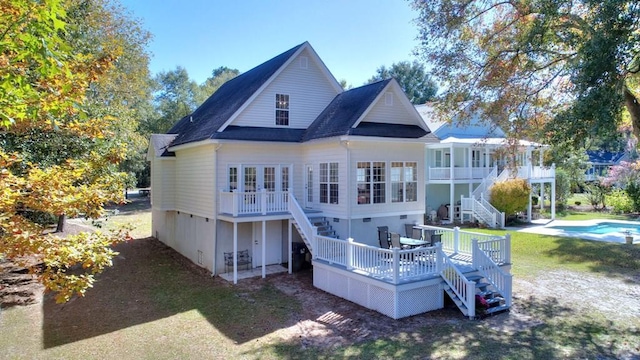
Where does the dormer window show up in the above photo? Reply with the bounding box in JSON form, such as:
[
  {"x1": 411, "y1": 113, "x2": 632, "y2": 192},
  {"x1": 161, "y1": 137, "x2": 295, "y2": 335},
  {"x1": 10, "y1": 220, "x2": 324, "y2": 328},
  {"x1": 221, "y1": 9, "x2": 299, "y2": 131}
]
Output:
[{"x1": 276, "y1": 94, "x2": 289, "y2": 126}]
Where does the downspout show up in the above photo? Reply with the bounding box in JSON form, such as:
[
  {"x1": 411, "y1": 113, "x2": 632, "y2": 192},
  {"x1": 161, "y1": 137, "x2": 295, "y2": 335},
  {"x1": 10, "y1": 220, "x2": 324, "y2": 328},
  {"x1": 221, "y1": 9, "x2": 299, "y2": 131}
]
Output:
[
  {"x1": 340, "y1": 140, "x2": 351, "y2": 237},
  {"x1": 211, "y1": 143, "x2": 222, "y2": 276}
]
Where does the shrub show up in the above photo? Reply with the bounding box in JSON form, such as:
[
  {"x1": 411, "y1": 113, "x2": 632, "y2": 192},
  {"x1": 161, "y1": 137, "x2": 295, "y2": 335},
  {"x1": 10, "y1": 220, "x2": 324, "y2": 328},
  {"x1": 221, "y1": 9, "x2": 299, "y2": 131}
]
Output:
[
  {"x1": 607, "y1": 189, "x2": 634, "y2": 214},
  {"x1": 584, "y1": 182, "x2": 610, "y2": 210},
  {"x1": 555, "y1": 169, "x2": 571, "y2": 208},
  {"x1": 490, "y1": 178, "x2": 531, "y2": 215},
  {"x1": 574, "y1": 201, "x2": 581, "y2": 206}
]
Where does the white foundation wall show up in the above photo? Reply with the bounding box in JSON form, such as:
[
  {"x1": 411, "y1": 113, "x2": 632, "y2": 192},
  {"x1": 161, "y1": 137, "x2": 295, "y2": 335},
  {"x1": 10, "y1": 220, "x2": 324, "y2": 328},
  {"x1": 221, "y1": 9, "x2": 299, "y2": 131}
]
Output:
[
  {"x1": 313, "y1": 262, "x2": 444, "y2": 319},
  {"x1": 152, "y1": 209, "x2": 215, "y2": 272}
]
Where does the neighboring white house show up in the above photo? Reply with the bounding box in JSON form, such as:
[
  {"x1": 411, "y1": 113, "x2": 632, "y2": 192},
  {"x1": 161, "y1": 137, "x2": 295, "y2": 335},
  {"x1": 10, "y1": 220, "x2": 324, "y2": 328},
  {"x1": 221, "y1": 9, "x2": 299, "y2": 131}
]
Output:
[
  {"x1": 584, "y1": 150, "x2": 627, "y2": 182},
  {"x1": 416, "y1": 104, "x2": 556, "y2": 226},
  {"x1": 149, "y1": 42, "x2": 515, "y2": 319}
]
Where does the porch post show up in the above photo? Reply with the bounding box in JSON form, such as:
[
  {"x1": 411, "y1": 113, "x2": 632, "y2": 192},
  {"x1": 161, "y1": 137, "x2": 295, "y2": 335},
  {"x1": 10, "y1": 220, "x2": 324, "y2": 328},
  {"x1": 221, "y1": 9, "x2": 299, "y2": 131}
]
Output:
[
  {"x1": 540, "y1": 181, "x2": 545, "y2": 210},
  {"x1": 471, "y1": 238, "x2": 479, "y2": 269},
  {"x1": 551, "y1": 167, "x2": 556, "y2": 220},
  {"x1": 435, "y1": 242, "x2": 443, "y2": 273},
  {"x1": 449, "y1": 182, "x2": 454, "y2": 222},
  {"x1": 505, "y1": 233, "x2": 511, "y2": 264},
  {"x1": 454, "y1": 226, "x2": 460, "y2": 254},
  {"x1": 527, "y1": 180, "x2": 532, "y2": 223},
  {"x1": 288, "y1": 220, "x2": 292, "y2": 274},
  {"x1": 262, "y1": 220, "x2": 266, "y2": 278},
  {"x1": 392, "y1": 247, "x2": 400, "y2": 284},
  {"x1": 261, "y1": 189, "x2": 267, "y2": 215},
  {"x1": 233, "y1": 221, "x2": 238, "y2": 284},
  {"x1": 346, "y1": 238, "x2": 353, "y2": 270}
]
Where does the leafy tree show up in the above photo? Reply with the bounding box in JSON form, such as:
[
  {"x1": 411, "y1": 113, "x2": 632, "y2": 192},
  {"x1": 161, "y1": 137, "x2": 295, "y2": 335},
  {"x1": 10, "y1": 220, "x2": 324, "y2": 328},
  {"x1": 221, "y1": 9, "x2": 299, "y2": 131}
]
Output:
[
  {"x1": 554, "y1": 169, "x2": 572, "y2": 210},
  {"x1": 195, "y1": 66, "x2": 239, "y2": 105},
  {"x1": 603, "y1": 160, "x2": 640, "y2": 211},
  {"x1": 411, "y1": 1, "x2": 640, "y2": 148},
  {"x1": 489, "y1": 178, "x2": 531, "y2": 216},
  {"x1": 368, "y1": 61, "x2": 438, "y2": 104},
  {"x1": 141, "y1": 67, "x2": 200, "y2": 135},
  {"x1": 0, "y1": 0, "x2": 131, "y2": 302}
]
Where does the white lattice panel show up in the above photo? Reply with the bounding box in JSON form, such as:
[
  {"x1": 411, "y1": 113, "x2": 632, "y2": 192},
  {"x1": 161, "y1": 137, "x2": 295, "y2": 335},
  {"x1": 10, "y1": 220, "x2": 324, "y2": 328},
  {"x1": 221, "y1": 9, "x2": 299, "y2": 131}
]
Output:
[
  {"x1": 397, "y1": 284, "x2": 443, "y2": 318},
  {"x1": 327, "y1": 271, "x2": 349, "y2": 299},
  {"x1": 368, "y1": 284, "x2": 396, "y2": 318},
  {"x1": 347, "y1": 278, "x2": 369, "y2": 306}
]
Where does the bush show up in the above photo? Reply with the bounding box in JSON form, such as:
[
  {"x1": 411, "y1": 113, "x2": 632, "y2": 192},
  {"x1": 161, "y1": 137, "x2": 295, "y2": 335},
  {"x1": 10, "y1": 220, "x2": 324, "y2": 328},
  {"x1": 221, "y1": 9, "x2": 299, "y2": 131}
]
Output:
[
  {"x1": 608, "y1": 189, "x2": 634, "y2": 214},
  {"x1": 555, "y1": 169, "x2": 571, "y2": 208},
  {"x1": 490, "y1": 178, "x2": 531, "y2": 215},
  {"x1": 574, "y1": 201, "x2": 581, "y2": 206}
]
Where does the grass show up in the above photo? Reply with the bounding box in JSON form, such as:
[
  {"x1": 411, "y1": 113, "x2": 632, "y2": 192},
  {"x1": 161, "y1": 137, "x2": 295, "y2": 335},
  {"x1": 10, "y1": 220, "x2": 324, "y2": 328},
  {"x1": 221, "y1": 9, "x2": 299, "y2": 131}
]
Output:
[{"x1": 2, "y1": 206, "x2": 639, "y2": 359}]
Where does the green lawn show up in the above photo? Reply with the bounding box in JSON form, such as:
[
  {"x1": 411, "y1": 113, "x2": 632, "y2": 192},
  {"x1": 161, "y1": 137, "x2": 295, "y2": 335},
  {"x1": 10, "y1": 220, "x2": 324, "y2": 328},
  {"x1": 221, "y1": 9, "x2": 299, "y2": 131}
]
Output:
[{"x1": 1, "y1": 209, "x2": 639, "y2": 359}]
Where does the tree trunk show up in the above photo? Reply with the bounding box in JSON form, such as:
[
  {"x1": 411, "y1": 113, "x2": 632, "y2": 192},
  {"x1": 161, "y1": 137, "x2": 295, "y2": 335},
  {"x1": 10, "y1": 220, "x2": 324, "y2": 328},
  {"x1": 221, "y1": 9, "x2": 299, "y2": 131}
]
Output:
[
  {"x1": 56, "y1": 214, "x2": 66, "y2": 233},
  {"x1": 624, "y1": 86, "x2": 640, "y2": 140}
]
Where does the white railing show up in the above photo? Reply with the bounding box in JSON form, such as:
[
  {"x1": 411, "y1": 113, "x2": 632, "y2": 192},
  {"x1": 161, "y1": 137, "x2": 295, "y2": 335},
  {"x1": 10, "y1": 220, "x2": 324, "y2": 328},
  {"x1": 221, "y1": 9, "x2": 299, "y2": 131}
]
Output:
[
  {"x1": 288, "y1": 193, "x2": 317, "y2": 253},
  {"x1": 429, "y1": 167, "x2": 493, "y2": 181},
  {"x1": 460, "y1": 197, "x2": 497, "y2": 228},
  {"x1": 475, "y1": 234, "x2": 511, "y2": 264},
  {"x1": 478, "y1": 196, "x2": 505, "y2": 228},
  {"x1": 441, "y1": 253, "x2": 476, "y2": 319},
  {"x1": 315, "y1": 237, "x2": 444, "y2": 284},
  {"x1": 531, "y1": 165, "x2": 555, "y2": 179},
  {"x1": 314, "y1": 235, "x2": 346, "y2": 266},
  {"x1": 471, "y1": 166, "x2": 497, "y2": 199},
  {"x1": 472, "y1": 237, "x2": 513, "y2": 308},
  {"x1": 219, "y1": 190, "x2": 289, "y2": 216},
  {"x1": 415, "y1": 226, "x2": 501, "y2": 256}
]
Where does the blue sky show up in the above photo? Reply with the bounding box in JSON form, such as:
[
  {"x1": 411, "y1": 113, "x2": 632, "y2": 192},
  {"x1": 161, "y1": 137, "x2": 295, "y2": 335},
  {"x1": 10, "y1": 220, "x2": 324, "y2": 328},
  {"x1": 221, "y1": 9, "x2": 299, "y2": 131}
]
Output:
[{"x1": 118, "y1": 0, "x2": 422, "y2": 87}]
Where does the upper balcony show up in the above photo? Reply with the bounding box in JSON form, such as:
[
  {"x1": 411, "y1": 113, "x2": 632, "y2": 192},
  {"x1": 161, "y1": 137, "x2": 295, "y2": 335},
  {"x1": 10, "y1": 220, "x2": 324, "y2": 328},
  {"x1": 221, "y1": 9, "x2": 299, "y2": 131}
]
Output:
[
  {"x1": 428, "y1": 165, "x2": 555, "y2": 183},
  {"x1": 218, "y1": 190, "x2": 289, "y2": 217}
]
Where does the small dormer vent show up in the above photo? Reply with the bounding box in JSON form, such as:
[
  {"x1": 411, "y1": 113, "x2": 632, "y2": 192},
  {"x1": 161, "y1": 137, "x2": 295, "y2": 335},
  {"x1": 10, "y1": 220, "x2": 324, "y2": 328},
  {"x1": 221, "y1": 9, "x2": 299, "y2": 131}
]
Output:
[{"x1": 385, "y1": 92, "x2": 393, "y2": 106}]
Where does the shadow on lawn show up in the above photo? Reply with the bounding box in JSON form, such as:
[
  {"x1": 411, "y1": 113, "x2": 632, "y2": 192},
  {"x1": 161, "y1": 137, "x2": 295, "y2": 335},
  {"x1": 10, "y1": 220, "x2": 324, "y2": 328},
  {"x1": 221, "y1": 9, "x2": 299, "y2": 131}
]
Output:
[
  {"x1": 544, "y1": 236, "x2": 640, "y2": 281},
  {"x1": 42, "y1": 237, "x2": 301, "y2": 348},
  {"x1": 249, "y1": 295, "x2": 639, "y2": 359}
]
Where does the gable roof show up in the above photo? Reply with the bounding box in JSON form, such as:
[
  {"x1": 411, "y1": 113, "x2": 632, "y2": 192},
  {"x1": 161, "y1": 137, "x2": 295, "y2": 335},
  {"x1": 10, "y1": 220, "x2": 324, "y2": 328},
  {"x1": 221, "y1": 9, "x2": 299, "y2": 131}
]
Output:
[
  {"x1": 586, "y1": 150, "x2": 627, "y2": 165},
  {"x1": 302, "y1": 79, "x2": 429, "y2": 141},
  {"x1": 147, "y1": 134, "x2": 177, "y2": 159},
  {"x1": 167, "y1": 42, "x2": 307, "y2": 146},
  {"x1": 415, "y1": 103, "x2": 505, "y2": 140}
]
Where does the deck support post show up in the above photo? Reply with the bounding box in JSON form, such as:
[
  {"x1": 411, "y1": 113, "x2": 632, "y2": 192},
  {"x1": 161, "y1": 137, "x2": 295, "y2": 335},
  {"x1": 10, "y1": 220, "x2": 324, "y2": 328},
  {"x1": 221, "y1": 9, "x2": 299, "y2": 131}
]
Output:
[
  {"x1": 453, "y1": 226, "x2": 460, "y2": 254},
  {"x1": 392, "y1": 247, "x2": 400, "y2": 284},
  {"x1": 288, "y1": 220, "x2": 292, "y2": 274},
  {"x1": 346, "y1": 238, "x2": 354, "y2": 270},
  {"x1": 504, "y1": 233, "x2": 511, "y2": 264},
  {"x1": 471, "y1": 238, "x2": 479, "y2": 269},
  {"x1": 262, "y1": 220, "x2": 266, "y2": 278},
  {"x1": 233, "y1": 221, "x2": 238, "y2": 284}
]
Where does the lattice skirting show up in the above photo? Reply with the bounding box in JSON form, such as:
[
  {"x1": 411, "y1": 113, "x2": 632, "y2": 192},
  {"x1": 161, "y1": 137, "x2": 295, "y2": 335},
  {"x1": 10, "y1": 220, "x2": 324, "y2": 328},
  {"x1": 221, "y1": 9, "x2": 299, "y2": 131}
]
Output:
[{"x1": 313, "y1": 262, "x2": 444, "y2": 319}]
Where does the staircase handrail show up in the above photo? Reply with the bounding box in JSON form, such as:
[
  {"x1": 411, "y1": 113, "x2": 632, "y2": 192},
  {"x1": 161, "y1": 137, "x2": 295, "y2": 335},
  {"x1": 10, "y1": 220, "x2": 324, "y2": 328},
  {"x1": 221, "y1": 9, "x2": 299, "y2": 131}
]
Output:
[
  {"x1": 478, "y1": 195, "x2": 505, "y2": 228},
  {"x1": 440, "y1": 249, "x2": 476, "y2": 319},
  {"x1": 472, "y1": 239, "x2": 513, "y2": 307},
  {"x1": 288, "y1": 193, "x2": 317, "y2": 253},
  {"x1": 471, "y1": 166, "x2": 498, "y2": 199},
  {"x1": 472, "y1": 197, "x2": 497, "y2": 228}
]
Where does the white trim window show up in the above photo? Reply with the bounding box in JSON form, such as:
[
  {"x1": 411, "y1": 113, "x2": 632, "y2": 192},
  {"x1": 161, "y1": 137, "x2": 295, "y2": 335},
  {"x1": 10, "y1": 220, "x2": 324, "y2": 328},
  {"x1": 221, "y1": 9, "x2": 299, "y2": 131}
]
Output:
[
  {"x1": 229, "y1": 166, "x2": 238, "y2": 191},
  {"x1": 281, "y1": 166, "x2": 289, "y2": 191},
  {"x1": 472, "y1": 150, "x2": 481, "y2": 167},
  {"x1": 357, "y1": 161, "x2": 385, "y2": 204},
  {"x1": 320, "y1": 162, "x2": 339, "y2": 204},
  {"x1": 392, "y1": 162, "x2": 418, "y2": 203},
  {"x1": 275, "y1": 93, "x2": 289, "y2": 126}
]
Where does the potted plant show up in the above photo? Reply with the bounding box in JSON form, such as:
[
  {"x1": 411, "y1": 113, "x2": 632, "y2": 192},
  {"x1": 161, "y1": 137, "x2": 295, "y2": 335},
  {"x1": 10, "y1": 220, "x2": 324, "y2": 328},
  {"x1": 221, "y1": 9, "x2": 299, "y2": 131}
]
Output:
[{"x1": 624, "y1": 230, "x2": 633, "y2": 245}]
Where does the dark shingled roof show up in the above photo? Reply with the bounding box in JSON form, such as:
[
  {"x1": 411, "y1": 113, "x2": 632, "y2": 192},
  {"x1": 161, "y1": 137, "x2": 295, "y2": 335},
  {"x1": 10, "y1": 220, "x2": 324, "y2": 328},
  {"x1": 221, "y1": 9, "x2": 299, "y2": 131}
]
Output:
[
  {"x1": 150, "y1": 134, "x2": 177, "y2": 157},
  {"x1": 586, "y1": 150, "x2": 626, "y2": 164},
  {"x1": 167, "y1": 42, "x2": 306, "y2": 146},
  {"x1": 302, "y1": 79, "x2": 428, "y2": 141},
  {"x1": 211, "y1": 126, "x2": 306, "y2": 142}
]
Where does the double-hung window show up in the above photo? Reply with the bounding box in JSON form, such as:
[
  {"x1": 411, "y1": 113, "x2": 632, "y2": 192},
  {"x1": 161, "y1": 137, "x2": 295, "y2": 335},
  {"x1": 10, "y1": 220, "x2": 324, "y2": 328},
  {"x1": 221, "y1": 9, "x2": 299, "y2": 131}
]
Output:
[
  {"x1": 275, "y1": 94, "x2": 289, "y2": 126},
  {"x1": 320, "y1": 162, "x2": 339, "y2": 204},
  {"x1": 392, "y1": 162, "x2": 418, "y2": 203},
  {"x1": 357, "y1": 162, "x2": 385, "y2": 204}
]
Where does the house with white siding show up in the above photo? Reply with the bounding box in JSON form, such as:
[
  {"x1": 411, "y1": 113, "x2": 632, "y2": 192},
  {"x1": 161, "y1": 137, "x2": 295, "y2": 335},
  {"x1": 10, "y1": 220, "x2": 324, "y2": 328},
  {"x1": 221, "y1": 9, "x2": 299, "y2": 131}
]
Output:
[{"x1": 148, "y1": 42, "x2": 515, "y2": 319}]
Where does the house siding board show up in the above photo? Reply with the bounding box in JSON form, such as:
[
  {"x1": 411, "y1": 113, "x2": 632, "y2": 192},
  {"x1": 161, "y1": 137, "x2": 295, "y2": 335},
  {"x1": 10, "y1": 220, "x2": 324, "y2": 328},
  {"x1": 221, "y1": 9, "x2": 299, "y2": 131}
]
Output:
[
  {"x1": 361, "y1": 89, "x2": 416, "y2": 126},
  {"x1": 301, "y1": 142, "x2": 348, "y2": 216},
  {"x1": 348, "y1": 142, "x2": 426, "y2": 218},
  {"x1": 232, "y1": 48, "x2": 338, "y2": 129},
  {"x1": 175, "y1": 146, "x2": 215, "y2": 217}
]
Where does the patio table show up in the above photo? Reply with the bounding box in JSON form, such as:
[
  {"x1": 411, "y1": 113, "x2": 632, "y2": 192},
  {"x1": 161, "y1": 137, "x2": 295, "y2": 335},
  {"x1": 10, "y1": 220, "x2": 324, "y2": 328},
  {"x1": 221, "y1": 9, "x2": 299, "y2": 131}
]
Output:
[{"x1": 400, "y1": 237, "x2": 429, "y2": 247}]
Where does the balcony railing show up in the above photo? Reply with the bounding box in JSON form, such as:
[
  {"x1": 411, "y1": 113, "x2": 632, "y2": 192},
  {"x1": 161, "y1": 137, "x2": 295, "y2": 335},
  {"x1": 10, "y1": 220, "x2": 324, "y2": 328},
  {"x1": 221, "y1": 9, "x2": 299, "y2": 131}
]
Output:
[
  {"x1": 219, "y1": 190, "x2": 289, "y2": 216},
  {"x1": 429, "y1": 165, "x2": 555, "y2": 181}
]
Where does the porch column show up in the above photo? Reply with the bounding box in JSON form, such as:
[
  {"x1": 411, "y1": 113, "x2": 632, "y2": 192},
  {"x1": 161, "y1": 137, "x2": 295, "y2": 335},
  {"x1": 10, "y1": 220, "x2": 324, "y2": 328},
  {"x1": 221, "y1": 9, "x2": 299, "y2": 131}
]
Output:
[
  {"x1": 288, "y1": 220, "x2": 292, "y2": 274},
  {"x1": 551, "y1": 177, "x2": 556, "y2": 220},
  {"x1": 527, "y1": 181, "x2": 532, "y2": 223},
  {"x1": 540, "y1": 183, "x2": 545, "y2": 211},
  {"x1": 262, "y1": 220, "x2": 266, "y2": 278},
  {"x1": 467, "y1": 147, "x2": 472, "y2": 179},
  {"x1": 449, "y1": 182, "x2": 455, "y2": 222},
  {"x1": 233, "y1": 222, "x2": 238, "y2": 284}
]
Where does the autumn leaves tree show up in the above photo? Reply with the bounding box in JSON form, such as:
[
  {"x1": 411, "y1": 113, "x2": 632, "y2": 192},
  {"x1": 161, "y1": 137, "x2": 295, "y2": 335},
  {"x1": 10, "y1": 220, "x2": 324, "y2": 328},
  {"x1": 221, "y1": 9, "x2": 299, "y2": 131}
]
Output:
[
  {"x1": 0, "y1": 0, "x2": 134, "y2": 302},
  {"x1": 411, "y1": 0, "x2": 640, "y2": 149}
]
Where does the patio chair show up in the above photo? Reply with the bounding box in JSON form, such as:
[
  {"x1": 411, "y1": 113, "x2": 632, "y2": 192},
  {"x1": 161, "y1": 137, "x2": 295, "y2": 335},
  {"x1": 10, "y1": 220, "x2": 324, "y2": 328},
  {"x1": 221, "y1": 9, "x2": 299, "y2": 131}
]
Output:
[
  {"x1": 390, "y1": 232, "x2": 409, "y2": 249},
  {"x1": 411, "y1": 227, "x2": 423, "y2": 240},
  {"x1": 431, "y1": 233, "x2": 442, "y2": 245},
  {"x1": 404, "y1": 224, "x2": 414, "y2": 238},
  {"x1": 378, "y1": 227, "x2": 390, "y2": 248},
  {"x1": 223, "y1": 249, "x2": 252, "y2": 272}
]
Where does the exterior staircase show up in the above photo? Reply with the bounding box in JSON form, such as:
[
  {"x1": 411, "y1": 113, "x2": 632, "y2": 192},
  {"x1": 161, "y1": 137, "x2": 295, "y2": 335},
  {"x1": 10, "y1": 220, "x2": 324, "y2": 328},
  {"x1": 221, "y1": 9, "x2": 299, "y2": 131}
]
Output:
[
  {"x1": 443, "y1": 273, "x2": 510, "y2": 319},
  {"x1": 461, "y1": 166, "x2": 506, "y2": 228},
  {"x1": 308, "y1": 217, "x2": 337, "y2": 238}
]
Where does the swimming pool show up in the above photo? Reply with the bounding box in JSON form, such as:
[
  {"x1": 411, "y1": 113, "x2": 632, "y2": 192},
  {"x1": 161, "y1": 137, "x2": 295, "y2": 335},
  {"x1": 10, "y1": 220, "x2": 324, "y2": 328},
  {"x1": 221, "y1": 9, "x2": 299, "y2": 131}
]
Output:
[
  {"x1": 548, "y1": 222, "x2": 640, "y2": 235},
  {"x1": 518, "y1": 219, "x2": 640, "y2": 244}
]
